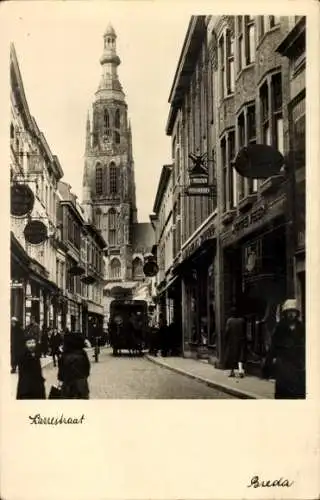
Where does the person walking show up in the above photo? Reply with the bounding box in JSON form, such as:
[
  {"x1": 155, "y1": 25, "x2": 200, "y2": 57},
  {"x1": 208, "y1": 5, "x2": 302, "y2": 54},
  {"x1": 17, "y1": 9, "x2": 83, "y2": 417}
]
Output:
[
  {"x1": 40, "y1": 325, "x2": 49, "y2": 358},
  {"x1": 16, "y1": 334, "x2": 46, "y2": 399},
  {"x1": 25, "y1": 316, "x2": 41, "y2": 345},
  {"x1": 50, "y1": 329, "x2": 62, "y2": 367},
  {"x1": 57, "y1": 333, "x2": 91, "y2": 399},
  {"x1": 10, "y1": 316, "x2": 24, "y2": 374},
  {"x1": 224, "y1": 306, "x2": 247, "y2": 378},
  {"x1": 264, "y1": 299, "x2": 305, "y2": 399}
]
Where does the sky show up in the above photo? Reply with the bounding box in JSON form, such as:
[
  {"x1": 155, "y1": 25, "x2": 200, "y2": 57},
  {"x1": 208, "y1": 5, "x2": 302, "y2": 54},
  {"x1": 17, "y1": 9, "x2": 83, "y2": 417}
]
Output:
[{"x1": 7, "y1": 2, "x2": 191, "y2": 222}]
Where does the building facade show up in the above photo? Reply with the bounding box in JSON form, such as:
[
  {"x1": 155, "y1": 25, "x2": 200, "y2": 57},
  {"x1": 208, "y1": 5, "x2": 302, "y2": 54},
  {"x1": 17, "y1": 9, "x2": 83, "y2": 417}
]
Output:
[
  {"x1": 157, "y1": 15, "x2": 305, "y2": 370},
  {"x1": 81, "y1": 24, "x2": 154, "y2": 324},
  {"x1": 10, "y1": 44, "x2": 64, "y2": 329},
  {"x1": 151, "y1": 165, "x2": 177, "y2": 325},
  {"x1": 57, "y1": 181, "x2": 106, "y2": 336}
]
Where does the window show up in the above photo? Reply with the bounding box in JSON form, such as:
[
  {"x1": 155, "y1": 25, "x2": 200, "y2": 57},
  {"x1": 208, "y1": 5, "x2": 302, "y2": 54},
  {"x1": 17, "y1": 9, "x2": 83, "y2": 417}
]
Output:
[
  {"x1": 237, "y1": 16, "x2": 255, "y2": 71},
  {"x1": 114, "y1": 109, "x2": 120, "y2": 129},
  {"x1": 269, "y1": 16, "x2": 280, "y2": 28},
  {"x1": 110, "y1": 258, "x2": 121, "y2": 279},
  {"x1": 226, "y1": 30, "x2": 235, "y2": 94},
  {"x1": 237, "y1": 104, "x2": 258, "y2": 197},
  {"x1": 56, "y1": 259, "x2": 59, "y2": 287},
  {"x1": 108, "y1": 208, "x2": 117, "y2": 246},
  {"x1": 259, "y1": 72, "x2": 283, "y2": 166},
  {"x1": 60, "y1": 262, "x2": 64, "y2": 290},
  {"x1": 219, "y1": 35, "x2": 225, "y2": 99},
  {"x1": 221, "y1": 130, "x2": 237, "y2": 212},
  {"x1": 104, "y1": 109, "x2": 110, "y2": 135},
  {"x1": 292, "y1": 96, "x2": 305, "y2": 168},
  {"x1": 259, "y1": 16, "x2": 280, "y2": 38},
  {"x1": 132, "y1": 257, "x2": 143, "y2": 279},
  {"x1": 95, "y1": 209, "x2": 101, "y2": 229},
  {"x1": 96, "y1": 164, "x2": 103, "y2": 194},
  {"x1": 109, "y1": 163, "x2": 118, "y2": 194},
  {"x1": 114, "y1": 131, "x2": 120, "y2": 144}
]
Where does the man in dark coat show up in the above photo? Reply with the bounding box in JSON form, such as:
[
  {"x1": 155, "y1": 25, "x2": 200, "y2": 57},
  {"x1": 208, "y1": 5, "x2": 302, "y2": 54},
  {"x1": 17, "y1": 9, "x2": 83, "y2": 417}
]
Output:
[
  {"x1": 11, "y1": 316, "x2": 24, "y2": 373},
  {"x1": 224, "y1": 306, "x2": 247, "y2": 377},
  {"x1": 25, "y1": 316, "x2": 40, "y2": 344},
  {"x1": 58, "y1": 333, "x2": 90, "y2": 399},
  {"x1": 264, "y1": 299, "x2": 305, "y2": 399},
  {"x1": 50, "y1": 329, "x2": 62, "y2": 367},
  {"x1": 16, "y1": 335, "x2": 46, "y2": 399},
  {"x1": 40, "y1": 325, "x2": 49, "y2": 358}
]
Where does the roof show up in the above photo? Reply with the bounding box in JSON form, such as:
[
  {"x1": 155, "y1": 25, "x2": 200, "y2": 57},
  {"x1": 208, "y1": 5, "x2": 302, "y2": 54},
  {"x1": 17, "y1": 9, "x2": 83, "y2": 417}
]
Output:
[
  {"x1": 152, "y1": 164, "x2": 172, "y2": 215},
  {"x1": 166, "y1": 16, "x2": 206, "y2": 136},
  {"x1": 132, "y1": 223, "x2": 155, "y2": 253},
  {"x1": 104, "y1": 23, "x2": 116, "y2": 37}
]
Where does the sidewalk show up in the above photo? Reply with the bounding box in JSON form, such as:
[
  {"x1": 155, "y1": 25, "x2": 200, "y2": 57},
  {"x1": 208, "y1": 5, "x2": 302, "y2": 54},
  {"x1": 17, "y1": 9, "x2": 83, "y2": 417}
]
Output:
[{"x1": 145, "y1": 354, "x2": 275, "y2": 399}]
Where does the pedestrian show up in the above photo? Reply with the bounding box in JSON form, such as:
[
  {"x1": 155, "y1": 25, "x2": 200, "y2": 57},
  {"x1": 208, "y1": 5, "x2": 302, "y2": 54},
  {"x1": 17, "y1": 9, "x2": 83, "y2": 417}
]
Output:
[
  {"x1": 263, "y1": 299, "x2": 305, "y2": 399},
  {"x1": 224, "y1": 306, "x2": 247, "y2": 378},
  {"x1": 159, "y1": 314, "x2": 169, "y2": 357},
  {"x1": 25, "y1": 316, "x2": 40, "y2": 342},
  {"x1": 16, "y1": 334, "x2": 46, "y2": 399},
  {"x1": 50, "y1": 329, "x2": 62, "y2": 367},
  {"x1": 10, "y1": 316, "x2": 24, "y2": 374},
  {"x1": 40, "y1": 325, "x2": 49, "y2": 358},
  {"x1": 57, "y1": 333, "x2": 91, "y2": 399}
]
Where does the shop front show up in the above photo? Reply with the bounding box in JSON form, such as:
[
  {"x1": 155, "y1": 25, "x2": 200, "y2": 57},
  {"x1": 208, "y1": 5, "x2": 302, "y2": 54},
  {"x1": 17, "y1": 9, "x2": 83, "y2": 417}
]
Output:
[
  {"x1": 177, "y1": 220, "x2": 217, "y2": 360},
  {"x1": 11, "y1": 232, "x2": 29, "y2": 326},
  {"x1": 66, "y1": 293, "x2": 82, "y2": 332},
  {"x1": 220, "y1": 198, "x2": 288, "y2": 375}
]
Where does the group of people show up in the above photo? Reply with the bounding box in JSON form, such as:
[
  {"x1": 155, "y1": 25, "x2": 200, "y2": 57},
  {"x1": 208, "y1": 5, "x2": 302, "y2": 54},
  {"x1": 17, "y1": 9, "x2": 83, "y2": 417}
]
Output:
[
  {"x1": 224, "y1": 299, "x2": 306, "y2": 399},
  {"x1": 149, "y1": 314, "x2": 181, "y2": 357},
  {"x1": 11, "y1": 316, "x2": 91, "y2": 400}
]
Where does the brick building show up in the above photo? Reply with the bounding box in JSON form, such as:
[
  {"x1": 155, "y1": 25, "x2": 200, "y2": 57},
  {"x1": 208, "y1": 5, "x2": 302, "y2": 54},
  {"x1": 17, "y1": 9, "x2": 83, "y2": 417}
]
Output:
[{"x1": 159, "y1": 15, "x2": 305, "y2": 370}]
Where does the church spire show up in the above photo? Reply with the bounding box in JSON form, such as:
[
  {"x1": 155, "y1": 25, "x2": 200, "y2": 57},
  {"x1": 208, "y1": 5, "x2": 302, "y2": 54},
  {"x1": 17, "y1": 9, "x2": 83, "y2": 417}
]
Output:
[{"x1": 95, "y1": 23, "x2": 124, "y2": 99}]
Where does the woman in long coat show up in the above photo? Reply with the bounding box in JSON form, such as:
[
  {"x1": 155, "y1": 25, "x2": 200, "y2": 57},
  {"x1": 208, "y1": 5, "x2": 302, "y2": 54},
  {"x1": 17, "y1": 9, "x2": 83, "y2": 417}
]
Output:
[
  {"x1": 58, "y1": 333, "x2": 90, "y2": 399},
  {"x1": 224, "y1": 307, "x2": 247, "y2": 377},
  {"x1": 17, "y1": 335, "x2": 46, "y2": 399},
  {"x1": 264, "y1": 299, "x2": 305, "y2": 399}
]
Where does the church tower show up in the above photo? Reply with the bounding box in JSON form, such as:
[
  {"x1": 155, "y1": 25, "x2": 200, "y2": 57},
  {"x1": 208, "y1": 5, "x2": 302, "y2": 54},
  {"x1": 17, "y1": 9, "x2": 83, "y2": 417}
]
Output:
[{"x1": 82, "y1": 24, "x2": 139, "y2": 296}]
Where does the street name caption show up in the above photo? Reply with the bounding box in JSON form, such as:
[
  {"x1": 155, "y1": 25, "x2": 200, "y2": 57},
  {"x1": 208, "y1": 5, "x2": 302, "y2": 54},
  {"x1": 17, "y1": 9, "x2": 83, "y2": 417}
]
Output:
[{"x1": 29, "y1": 413, "x2": 85, "y2": 425}]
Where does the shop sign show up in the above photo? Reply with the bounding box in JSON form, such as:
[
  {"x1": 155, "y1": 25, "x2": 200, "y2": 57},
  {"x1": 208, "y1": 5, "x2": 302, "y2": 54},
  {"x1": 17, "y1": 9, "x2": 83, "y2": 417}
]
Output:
[
  {"x1": 11, "y1": 183, "x2": 35, "y2": 218},
  {"x1": 235, "y1": 144, "x2": 284, "y2": 179},
  {"x1": 24, "y1": 220, "x2": 48, "y2": 245},
  {"x1": 185, "y1": 185, "x2": 213, "y2": 196},
  {"x1": 182, "y1": 224, "x2": 215, "y2": 260},
  {"x1": 232, "y1": 205, "x2": 266, "y2": 234}
]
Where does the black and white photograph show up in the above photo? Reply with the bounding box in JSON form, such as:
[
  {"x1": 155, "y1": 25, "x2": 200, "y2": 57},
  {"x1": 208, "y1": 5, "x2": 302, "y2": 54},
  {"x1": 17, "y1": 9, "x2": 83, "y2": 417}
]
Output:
[
  {"x1": 2, "y1": 1, "x2": 319, "y2": 499},
  {"x1": 9, "y1": 12, "x2": 307, "y2": 401}
]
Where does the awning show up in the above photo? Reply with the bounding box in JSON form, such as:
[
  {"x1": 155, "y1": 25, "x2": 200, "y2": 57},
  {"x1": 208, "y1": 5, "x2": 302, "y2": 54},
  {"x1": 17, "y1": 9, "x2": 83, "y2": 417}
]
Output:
[{"x1": 156, "y1": 275, "x2": 179, "y2": 296}]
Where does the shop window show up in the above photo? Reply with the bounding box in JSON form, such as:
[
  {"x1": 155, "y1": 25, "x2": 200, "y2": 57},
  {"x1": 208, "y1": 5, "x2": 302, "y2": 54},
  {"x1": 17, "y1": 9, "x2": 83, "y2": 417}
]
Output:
[
  {"x1": 96, "y1": 164, "x2": 103, "y2": 194},
  {"x1": 109, "y1": 163, "x2": 119, "y2": 194},
  {"x1": 132, "y1": 257, "x2": 143, "y2": 279},
  {"x1": 109, "y1": 258, "x2": 121, "y2": 279}
]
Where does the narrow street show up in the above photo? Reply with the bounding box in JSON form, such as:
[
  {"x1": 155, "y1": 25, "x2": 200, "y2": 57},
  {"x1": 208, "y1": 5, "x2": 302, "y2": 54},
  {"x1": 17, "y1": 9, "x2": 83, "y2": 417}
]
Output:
[{"x1": 12, "y1": 349, "x2": 236, "y2": 399}]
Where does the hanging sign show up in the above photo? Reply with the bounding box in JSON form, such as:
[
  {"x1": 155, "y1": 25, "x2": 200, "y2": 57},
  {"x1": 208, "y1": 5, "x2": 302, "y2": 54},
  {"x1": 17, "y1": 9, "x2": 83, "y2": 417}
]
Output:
[
  {"x1": 234, "y1": 144, "x2": 284, "y2": 179},
  {"x1": 24, "y1": 220, "x2": 48, "y2": 245},
  {"x1": 11, "y1": 184, "x2": 35, "y2": 217}
]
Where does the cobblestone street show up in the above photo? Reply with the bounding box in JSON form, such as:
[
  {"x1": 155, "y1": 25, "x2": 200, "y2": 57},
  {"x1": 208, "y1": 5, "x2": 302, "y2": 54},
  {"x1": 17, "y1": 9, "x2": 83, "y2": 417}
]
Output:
[{"x1": 12, "y1": 348, "x2": 236, "y2": 399}]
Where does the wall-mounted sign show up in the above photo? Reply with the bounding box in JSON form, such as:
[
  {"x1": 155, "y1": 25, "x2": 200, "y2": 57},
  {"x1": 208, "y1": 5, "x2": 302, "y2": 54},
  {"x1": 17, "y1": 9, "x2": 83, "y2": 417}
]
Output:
[
  {"x1": 182, "y1": 224, "x2": 215, "y2": 261},
  {"x1": 143, "y1": 260, "x2": 159, "y2": 277},
  {"x1": 232, "y1": 205, "x2": 266, "y2": 234},
  {"x1": 11, "y1": 184, "x2": 35, "y2": 218},
  {"x1": 24, "y1": 220, "x2": 48, "y2": 245},
  {"x1": 185, "y1": 186, "x2": 214, "y2": 196},
  {"x1": 81, "y1": 275, "x2": 96, "y2": 285},
  {"x1": 69, "y1": 265, "x2": 85, "y2": 276},
  {"x1": 235, "y1": 144, "x2": 284, "y2": 179}
]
